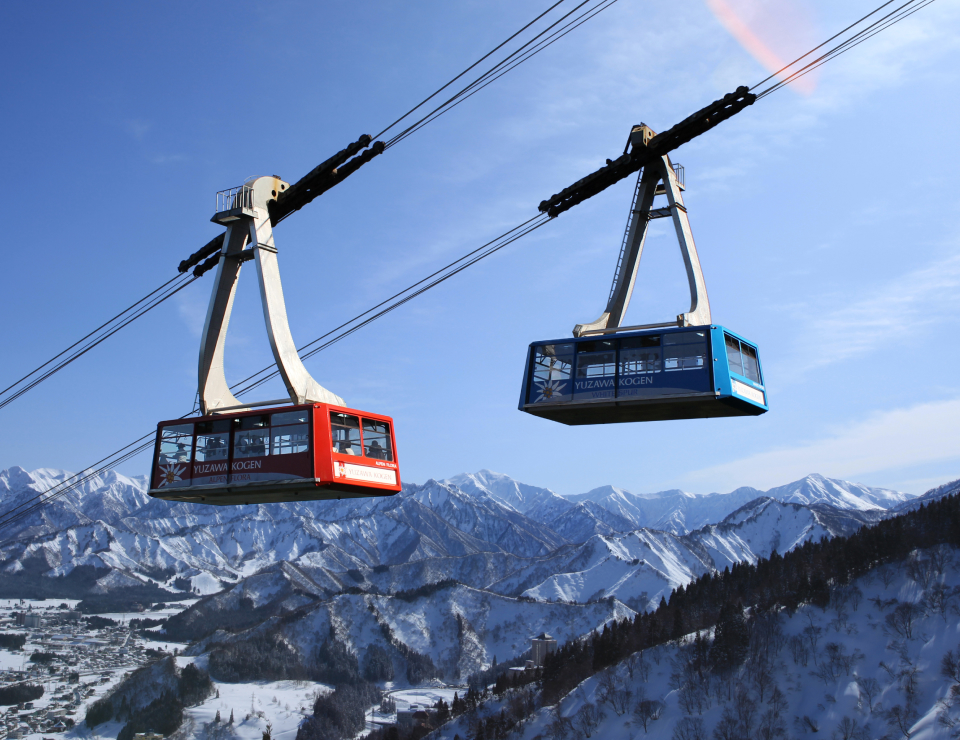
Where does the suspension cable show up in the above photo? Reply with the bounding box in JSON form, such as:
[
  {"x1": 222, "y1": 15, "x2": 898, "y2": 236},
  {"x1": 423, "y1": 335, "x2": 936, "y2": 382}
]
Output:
[
  {"x1": 2, "y1": 2, "x2": 616, "y2": 415},
  {"x1": 0, "y1": 215, "x2": 552, "y2": 534},
  {"x1": 0, "y1": 273, "x2": 197, "y2": 413},
  {"x1": 753, "y1": 0, "x2": 938, "y2": 99},
  {"x1": 383, "y1": 0, "x2": 621, "y2": 150}
]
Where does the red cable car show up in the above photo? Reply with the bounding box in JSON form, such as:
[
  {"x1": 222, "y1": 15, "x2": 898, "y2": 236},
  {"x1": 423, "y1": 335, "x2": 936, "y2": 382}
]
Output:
[
  {"x1": 148, "y1": 403, "x2": 400, "y2": 505},
  {"x1": 153, "y1": 176, "x2": 402, "y2": 506}
]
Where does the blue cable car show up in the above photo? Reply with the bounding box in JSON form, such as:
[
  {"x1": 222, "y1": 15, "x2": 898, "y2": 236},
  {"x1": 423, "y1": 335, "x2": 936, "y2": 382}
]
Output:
[
  {"x1": 518, "y1": 325, "x2": 767, "y2": 425},
  {"x1": 523, "y1": 132, "x2": 769, "y2": 426}
]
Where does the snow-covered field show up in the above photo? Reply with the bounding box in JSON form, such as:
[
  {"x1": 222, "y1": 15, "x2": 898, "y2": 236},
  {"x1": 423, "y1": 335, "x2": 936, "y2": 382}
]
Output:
[{"x1": 434, "y1": 546, "x2": 960, "y2": 740}]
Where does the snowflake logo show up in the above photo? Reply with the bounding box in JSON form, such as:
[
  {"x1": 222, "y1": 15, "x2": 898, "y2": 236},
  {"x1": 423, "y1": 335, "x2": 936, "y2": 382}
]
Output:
[
  {"x1": 157, "y1": 462, "x2": 186, "y2": 488},
  {"x1": 535, "y1": 380, "x2": 565, "y2": 402}
]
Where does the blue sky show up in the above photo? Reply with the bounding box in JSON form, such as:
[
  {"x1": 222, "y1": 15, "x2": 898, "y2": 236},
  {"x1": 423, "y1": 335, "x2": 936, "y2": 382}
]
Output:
[{"x1": 1, "y1": 1, "x2": 958, "y2": 497}]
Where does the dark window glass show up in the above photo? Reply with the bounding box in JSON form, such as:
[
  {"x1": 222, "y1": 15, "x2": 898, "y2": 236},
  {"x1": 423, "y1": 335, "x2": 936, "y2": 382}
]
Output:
[
  {"x1": 664, "y1": 331, "x2": 707, "y2": 371},
  {"x1": 725, "y1": 334, "x2": 743, "y2": 376},
  {"x1": 239, "y1": 415, "x2": 270, "y2": 431},
  {"x1": 740, "y1": 343, "x2": 762, "y2": 383},
  {"x1": 196, "y1": 419, "x2": 231, "y2": 435},
  {"x1": 271, "y1": 410, "x2": 309, "y2": 426},
  {"x1": 621, "y1": 335, "x2": 661, "y2": 374},
  {"x1": 530, "y1": 343, "x2": 575, "y2": 403},
  {"x1": 331, "y1": 412, "x2": 362, "y2": 456},
  {"x1": 362, "y1": 419, "x2": 394, "y2": 461}
]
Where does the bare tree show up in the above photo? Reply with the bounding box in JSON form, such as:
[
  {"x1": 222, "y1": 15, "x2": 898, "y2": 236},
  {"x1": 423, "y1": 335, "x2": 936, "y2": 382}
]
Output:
[
  {"x1": 884, "y1": 704, "x2": 916, "y2": 739},
  {"x1": 733, "y1": 686, "x2": 758, "y2": 736},
  {"x1": 943, "y1": 648, "x2": 960, "y2": 684},
  {"x1": 931, "y1": 544, "x2": 953, "y2": 575},
  {"x1": 797, "y1": 715, "x2": 819, "y2": 734},
  {"x1": 926, "y1": 583, "x2": 954, "y2": 621},
  {"x1": 885, "y1": 603, "x2": 924, "y2": 640},
  {"x1": 878, "y1": 565, "x2": 898, "y2": 589},
  {"x1": 671, "y1": 716, "x2": 706, "y2": 740},
  {"x1": 803, "y1": 624, "x2": 823, "y2": 657},
  {"x1": 649, "y1": 644, "x2": 664, "y2": 665},
  {"x1": 855, "y1": 676, "x2": 880, "y2": 714},
  {"x1": 713, "y1": 708, "x2": 739, "y2": 740},
  {"x1": 906, "y1": 553, "x2": 935, "y2": 589},
  {"x1": 768, "y1": 685, "x2": 788, "y2": 719},
  {"x1": 625, "y1": 650, "x2": 650, "y2": 682},
  {"x1": 547, "y1": 705, "x2": 573, "y2": 740},
  {"x1": 597, "y1": 670, "x2": 631, "y2": 716},
  {"x1": 752, "y1": 655, "x2": 776, "y2": 702},
  {"x1": 572, "y1": 702, "x2": 604, "y2": 738},
  {"x1": 829, "y1": 608, "x2": 850, "y2": 633},
  {"x1": 832, "y1": 716, "x2": 871, "y2": 740},
  {"x1": 848, "y1": 586, "x2": 863, "y2": 612},
  {"x1": 757, "y1": 709, "x2": 788, "y2": 740},
  {"x1": 632, "y1": 695, "x2": 664, "y2": 733},
  {"x1": 789, "y1": 635, "x2": 809, "y2": 666}
]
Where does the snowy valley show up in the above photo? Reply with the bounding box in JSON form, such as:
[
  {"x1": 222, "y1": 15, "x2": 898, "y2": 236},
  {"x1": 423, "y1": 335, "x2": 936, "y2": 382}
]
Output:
[{"x1": 0, "y1": 465, "x2": 957, "y2": 740}]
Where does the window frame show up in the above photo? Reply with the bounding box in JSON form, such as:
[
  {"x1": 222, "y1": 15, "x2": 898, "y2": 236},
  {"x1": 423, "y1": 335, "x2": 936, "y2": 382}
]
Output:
[{"x1": 724, "y1": 333, "x2": 763, "y2": 385}]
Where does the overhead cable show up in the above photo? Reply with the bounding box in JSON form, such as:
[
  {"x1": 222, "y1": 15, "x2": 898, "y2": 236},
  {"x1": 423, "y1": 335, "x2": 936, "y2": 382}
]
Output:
[
  {"x1": 753, "y1": 0, "x2": 938, "y2": 99},
  {"x1": 0, "y1": 214, "x2": 554, "y2": 534},
  {"x1": 2, "y1": 3, "x2": 612, "y2": 415},
  {"x1": 0, "y1": 273, "x2": 197, "y2": 413},
  {"x1": 372, "y1": 0, "x2": 567, "y2": 140},
  {"x1": 229, "y1": 214, "x2": 553, "y2": 399},
  {"x1": 382, "y1": 0, "x2": 622, "y2": 150}
]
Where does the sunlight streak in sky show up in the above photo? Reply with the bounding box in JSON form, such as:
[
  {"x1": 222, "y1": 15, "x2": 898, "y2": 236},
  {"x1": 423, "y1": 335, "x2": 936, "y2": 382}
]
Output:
[{"x1": 705, "y1": 0, "x2": 819, "y2": 95}]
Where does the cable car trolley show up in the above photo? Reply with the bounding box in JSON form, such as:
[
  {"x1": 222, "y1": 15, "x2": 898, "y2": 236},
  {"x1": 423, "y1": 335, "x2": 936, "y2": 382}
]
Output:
[
  {"x1": 150, "y1": 175, "x2": 401, "y2": 504},
  {"x1": 520, "y1": 125, "x2": 768, "y2": 425}
]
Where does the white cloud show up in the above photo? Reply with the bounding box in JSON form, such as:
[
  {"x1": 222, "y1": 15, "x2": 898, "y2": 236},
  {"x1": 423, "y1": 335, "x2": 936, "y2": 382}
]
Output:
[
  {"x1": 785, "y1": 252, "x2": 960, "y2": 375},
  {"x1": 683, "y1": 396, "x2": 960, "y2": 491}
]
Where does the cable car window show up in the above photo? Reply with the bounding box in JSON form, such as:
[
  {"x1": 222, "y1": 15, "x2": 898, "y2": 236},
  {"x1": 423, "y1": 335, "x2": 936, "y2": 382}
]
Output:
[
  {"x1": 271, "y1": 410, "x2": 309, "y2": 426},
  {"x1": 362, "y1": 419, "x2": 393, "y2": 461},
  {"x1": 740, "y1": 343, "x2": 761, "y2": 383},
  {"x1": 530, "y1": 343, "x2": 574, "y2": 404},
  {"x1": 664, "y1": 332, "x2": 707, "y2": 371},
  {"x1": 159, "y1": 424, "x2": 193, "y2": 465},
  {"x1": 195, "y1": 419, "x2": 230, "y2": 462},
  {"x1": 235, "y1": 429, "x2": 269, "y2": 458},
  {"x1": 272, "y1": 424, "x2": 309, "y2": 456},
  {"x1": 725, "y1": 334, "x2": 743, "y2": 376},
  {"x1": 620, "y1": 335, "x2": 661, "y2": 374},
  {"x1": 576, "y1": 341, "x2": 617, "y2": 377},
  {"x1": 574, "y1": 340, "x2": 617, "y2": 399},
  {"x1": 331, "y1": 412, "x2": 362, "y2": 455}
]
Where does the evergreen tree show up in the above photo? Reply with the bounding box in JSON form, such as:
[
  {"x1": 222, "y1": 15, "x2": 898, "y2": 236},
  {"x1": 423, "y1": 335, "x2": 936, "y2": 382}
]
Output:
[{"x1": 710, "y1": 602, "x2": 748, "y2": 672}]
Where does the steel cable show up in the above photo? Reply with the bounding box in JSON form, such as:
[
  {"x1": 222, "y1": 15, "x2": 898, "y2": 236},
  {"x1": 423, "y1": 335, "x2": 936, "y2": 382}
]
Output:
[
  {"x1": 0, "y1": 273, "x2": 198, "y2": 412},
  {"x1": 753, "y1": 0, "x2": 937, "y2": 99},
  {"x1": 383, "y1": 0, "x2": 620, "y2": 150},
  {"x1": 2, "y1": 3, "x2": 614, "y2": 414},
  {"x1": 0, "y1": 215, "x2": 553, "y2": 534},
  {"x1": 0, "y1": 273, "x2": 191, "y2": 407}
]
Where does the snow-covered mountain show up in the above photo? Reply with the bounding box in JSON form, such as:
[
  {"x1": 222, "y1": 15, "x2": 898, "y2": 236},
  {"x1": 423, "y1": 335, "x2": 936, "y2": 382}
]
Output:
[
  {"x1": 0, "y1": 466, "x2": 939, "y2": 620},
  {"x1": 544, "y1": 473, "x2": 914, "y2": 535},
  {"x1": 434, "y1": 542, "x2": 960, "y2": 739}
]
